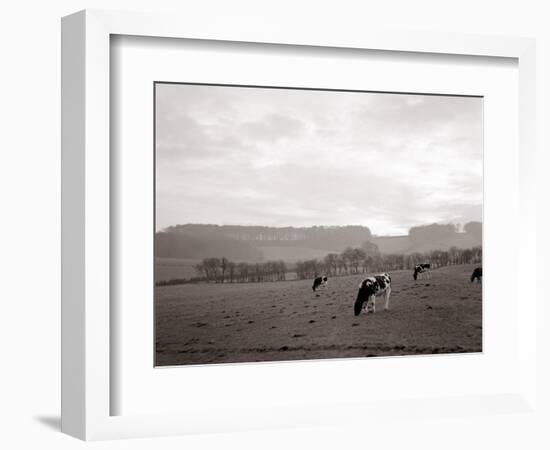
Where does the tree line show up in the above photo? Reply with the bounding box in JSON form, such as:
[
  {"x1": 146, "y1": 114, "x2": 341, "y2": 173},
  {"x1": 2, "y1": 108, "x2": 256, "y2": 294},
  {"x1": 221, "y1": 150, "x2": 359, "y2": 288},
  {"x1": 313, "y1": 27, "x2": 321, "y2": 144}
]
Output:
[
  {"x1": 192, "y1": 257, "x2": 287, "y2": 283},
  {"x1": 294, "y1": 244, "x2": 482, "y2": 280},
  {"x1": 156, "y1": 244, "x2": 482, "y2": 286},
  {"x1": 163, "y1": 224, "x2": 372, "y2": 243}
]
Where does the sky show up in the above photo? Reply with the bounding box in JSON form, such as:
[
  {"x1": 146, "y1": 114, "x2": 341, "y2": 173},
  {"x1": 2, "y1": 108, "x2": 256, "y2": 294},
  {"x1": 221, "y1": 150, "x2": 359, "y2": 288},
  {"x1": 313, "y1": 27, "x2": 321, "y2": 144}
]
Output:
[{"x1": 155, "y1": 83, "x2": 483, "y2": 236}]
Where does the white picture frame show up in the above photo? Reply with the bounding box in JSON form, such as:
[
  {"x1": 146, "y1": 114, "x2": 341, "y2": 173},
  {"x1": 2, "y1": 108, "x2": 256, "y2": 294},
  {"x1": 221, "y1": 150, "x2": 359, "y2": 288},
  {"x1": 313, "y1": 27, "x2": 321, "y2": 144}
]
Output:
[{"x1": 61, "y1": 9, "x2": 537, "y2": 441}]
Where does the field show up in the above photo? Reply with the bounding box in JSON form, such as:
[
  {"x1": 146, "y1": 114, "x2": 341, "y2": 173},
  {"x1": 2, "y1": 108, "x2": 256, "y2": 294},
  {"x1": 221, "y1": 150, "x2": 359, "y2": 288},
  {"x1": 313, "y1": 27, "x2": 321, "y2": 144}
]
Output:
[
  {"x1": 156, "y1": 257, "x2": 200, "y2": 282},
  {"x1": 155, "y1": 264, "x2": 482, "y2": 366}
]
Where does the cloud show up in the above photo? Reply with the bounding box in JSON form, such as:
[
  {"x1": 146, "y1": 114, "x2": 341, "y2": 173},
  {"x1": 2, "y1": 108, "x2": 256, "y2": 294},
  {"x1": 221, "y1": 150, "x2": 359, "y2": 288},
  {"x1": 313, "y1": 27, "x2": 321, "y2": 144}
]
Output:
[
  {"x1": 155, "y1": 84, "x2": 483, "y2": 235},
  {"x1": 240, "y1": 114, "x2": 306, "y2": 142}
]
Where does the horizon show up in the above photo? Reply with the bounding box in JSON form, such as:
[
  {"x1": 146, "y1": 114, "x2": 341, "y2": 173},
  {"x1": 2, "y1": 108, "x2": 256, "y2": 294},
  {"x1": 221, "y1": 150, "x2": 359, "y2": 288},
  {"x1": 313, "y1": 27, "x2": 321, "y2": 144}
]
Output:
[{"x1": 158, "y1": 220, "x2": 482, "y2": 237}]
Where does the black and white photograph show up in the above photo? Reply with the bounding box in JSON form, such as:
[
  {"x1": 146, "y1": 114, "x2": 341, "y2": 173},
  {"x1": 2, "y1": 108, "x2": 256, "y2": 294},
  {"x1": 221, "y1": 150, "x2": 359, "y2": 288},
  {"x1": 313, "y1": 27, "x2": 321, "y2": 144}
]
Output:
[{"x1": 154, "y1": 82, "x2": 483, "y2": 366}]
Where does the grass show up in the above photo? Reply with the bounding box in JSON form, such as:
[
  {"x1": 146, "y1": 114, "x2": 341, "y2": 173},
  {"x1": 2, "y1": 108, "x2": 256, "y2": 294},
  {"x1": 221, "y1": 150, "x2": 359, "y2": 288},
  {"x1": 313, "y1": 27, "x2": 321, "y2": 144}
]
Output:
[{"x1": 155, "y1": 263, "x2": 482, "y2": 366}]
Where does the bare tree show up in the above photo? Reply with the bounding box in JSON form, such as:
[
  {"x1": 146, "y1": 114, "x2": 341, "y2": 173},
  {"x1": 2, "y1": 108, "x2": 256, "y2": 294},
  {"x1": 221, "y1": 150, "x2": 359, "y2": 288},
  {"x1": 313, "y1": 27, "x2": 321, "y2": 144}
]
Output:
[
  {"x1": 227, "y1": 261, "x2": 236, "y2": 283},
  {"x1": 324, "y1": 253, "x2": 339, "y2": 276},
  {"x1": 341, "y1": 247, "x2": 354, "y2": 274},
  {"x1": 181, "y1": 244, "x2": 482, "y2": 286},
  {"x1": 220, "y1": 257, "x2": 229, "y2": 283},
  {"x1": 193, "y1": 262, "x2": 205, "y2": 279},
  {"x1": 276, "y1": 260, "x2": 287, "y2": 281},
  {"x1": 350, "y1": 248, "x2": 366, "y2": 274},
  {"x1": 237, "y1": 262, "x2": 249, "y2": 282},
  {"x1": 203, "y1": 257, "x2": 221, "y2": 282}
]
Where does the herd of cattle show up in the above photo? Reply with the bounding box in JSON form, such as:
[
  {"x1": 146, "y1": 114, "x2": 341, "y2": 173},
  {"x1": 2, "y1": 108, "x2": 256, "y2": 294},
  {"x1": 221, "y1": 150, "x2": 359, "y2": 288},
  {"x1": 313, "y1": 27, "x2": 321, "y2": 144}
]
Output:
[{"x1": 312, "y1": 265, "x2": 482, "y2": 317}]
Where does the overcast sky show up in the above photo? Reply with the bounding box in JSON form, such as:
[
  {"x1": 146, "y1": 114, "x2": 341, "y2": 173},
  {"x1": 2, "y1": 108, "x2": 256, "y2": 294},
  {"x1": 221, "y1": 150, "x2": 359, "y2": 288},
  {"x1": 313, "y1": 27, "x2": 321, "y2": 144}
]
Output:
[{"x1": 155, "y1": 83, "x2": 482, "y2": 236}]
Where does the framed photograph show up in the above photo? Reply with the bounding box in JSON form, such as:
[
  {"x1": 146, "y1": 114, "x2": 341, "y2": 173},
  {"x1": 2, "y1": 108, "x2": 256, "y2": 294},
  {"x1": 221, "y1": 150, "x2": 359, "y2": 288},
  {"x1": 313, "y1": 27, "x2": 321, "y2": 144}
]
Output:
[
  {"x1": 153, "y1": 82, "x2": 484, "y2": 367},
  {"x1": 62, "y1": 9, "x2": 537, "y2": 441}
]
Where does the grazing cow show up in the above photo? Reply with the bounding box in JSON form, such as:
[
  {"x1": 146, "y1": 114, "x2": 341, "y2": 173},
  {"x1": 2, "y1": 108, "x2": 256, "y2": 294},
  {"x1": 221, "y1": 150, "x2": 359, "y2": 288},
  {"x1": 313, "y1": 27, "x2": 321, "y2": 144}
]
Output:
[
  {"x1": 413, "y1": 263, "x2": 431, "y2": 280},
  {"x1": 354, "y1": 273, "x2": 392, "y2": 316},
  {"x1": 471, "y1": 267, "x2": 482, "y2": 283},
  {"x1": 312, "y1": 276, "x2": 328, "y2": 292}
]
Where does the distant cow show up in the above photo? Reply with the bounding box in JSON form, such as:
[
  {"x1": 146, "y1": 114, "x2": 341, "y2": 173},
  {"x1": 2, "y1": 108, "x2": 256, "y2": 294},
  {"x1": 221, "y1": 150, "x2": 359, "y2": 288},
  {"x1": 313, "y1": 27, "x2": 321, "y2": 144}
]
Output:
[
  {"x1": 312, "y1": 276, "x2": 328, "y2": 292},
  {"x1": 354, "y1": 273, "x2": 392, "y2": 316},
  {"x1": 413, "y1": 263, "x2": 431, "y2": 280},
  {"x1": 471, "y1": 267, "x2": 482, "y2": 283}
]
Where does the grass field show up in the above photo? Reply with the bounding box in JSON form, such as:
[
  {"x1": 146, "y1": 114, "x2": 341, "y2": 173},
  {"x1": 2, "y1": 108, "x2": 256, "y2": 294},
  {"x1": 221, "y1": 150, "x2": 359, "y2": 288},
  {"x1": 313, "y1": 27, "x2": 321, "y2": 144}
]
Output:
[
  {"x1": 155, "y1": 263, "x2": 482, "y2": 366},
  {"x1": 155, "y1": 257, "x2": 199, "y2": 282}
]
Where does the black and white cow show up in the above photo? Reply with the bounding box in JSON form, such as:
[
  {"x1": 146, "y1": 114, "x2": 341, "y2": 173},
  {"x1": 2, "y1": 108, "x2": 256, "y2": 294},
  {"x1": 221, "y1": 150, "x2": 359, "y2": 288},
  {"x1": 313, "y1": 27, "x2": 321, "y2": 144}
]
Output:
[
  {"x1": 470, "y1": 267, "x2": 482, "y2": 283},
  {"x1": 312, "y1": 276, "x2": 328, "y2": 292},
  {"x1": 354, "y1": 273, "x2": 392, "y2": 316},
  {"x1": 413, "y1": 263, "x2": 431, "y2": 281}
]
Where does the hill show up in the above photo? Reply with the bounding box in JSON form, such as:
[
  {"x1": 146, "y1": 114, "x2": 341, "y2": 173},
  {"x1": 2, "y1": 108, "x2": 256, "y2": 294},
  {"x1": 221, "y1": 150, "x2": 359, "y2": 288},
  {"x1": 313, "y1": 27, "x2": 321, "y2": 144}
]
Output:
[
  {"x1": 155, "y1": 224, "x2": 372, "y2": 261},
  {"x1": 155, "y1": 222, "x2": 482, "y2": 262},
  {"x1": 373, "y1": 231, "x2": 481, "y2": 254}
]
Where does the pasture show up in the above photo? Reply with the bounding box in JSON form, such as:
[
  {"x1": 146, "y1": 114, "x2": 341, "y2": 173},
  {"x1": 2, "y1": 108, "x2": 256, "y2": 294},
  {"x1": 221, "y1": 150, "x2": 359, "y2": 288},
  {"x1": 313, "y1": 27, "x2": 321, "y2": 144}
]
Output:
[
  {"x1": 156, "y1": 257, "x2": 199, "y2": 282},
  {"x1": 155, "y1": 264, "x2": 482, "y2": 366}
]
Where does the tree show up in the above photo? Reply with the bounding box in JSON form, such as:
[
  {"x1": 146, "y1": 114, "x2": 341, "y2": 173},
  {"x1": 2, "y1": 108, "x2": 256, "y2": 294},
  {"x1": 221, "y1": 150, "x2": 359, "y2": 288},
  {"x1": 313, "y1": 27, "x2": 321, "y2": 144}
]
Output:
[
  {"x1": 220, "y1": 257, "x2": 229, "y2": 283},
  {"x1": 362, "y1": 255, "x2": 375, "y2": 274},
  {"x1": 203, "y1": 257, "x2": 221, "y2": 282},
  {"x1": 193, "y1": 262, "x2": 205, "y2": 279},
  {"x1": 227, "y1": 261, "x2": 236, "y2": 283},
  {"x1": 276, "y1": 260, "x2": 287, "y2": 281},
  {"x1": 471, "y1": 245, "x2": 482, "y2": 263},
  {"x1": 353, "y1": 248, "x2": 367, "y2": 273},
  {"x1": 361, "y1": 241, "x2": 380, "y2": 257},
  {"x1": 295, "y1": 261, "x2": 305, "y2": 279},
  {"x1": 448, "y1": 246, "x2": 459, "y2": 265},
  {"x1": 341, "y1": 247, "x2": 355, "y2": 275},
  {"x1": 255, "y1": 263, "x2": 263, "y2": 282},
  {"x1": 336, "y1": 255, "x2": 347, "y2": 275},
  {"x1": 237, "y1": 262, "x2": 249, "y2": 282},
  {"x1": 324, "y1": 253, "x2": 339, "y2": 276}
]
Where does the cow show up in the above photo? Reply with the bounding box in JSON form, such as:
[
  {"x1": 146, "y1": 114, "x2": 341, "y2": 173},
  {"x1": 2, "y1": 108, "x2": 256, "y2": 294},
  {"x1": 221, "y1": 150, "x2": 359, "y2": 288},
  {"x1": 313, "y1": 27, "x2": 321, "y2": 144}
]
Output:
[
  {"x1": 413, "y1": 263, "x2": 431, "y2": 280},
  {"x1": 354, "y1": 273, "x2": 392, "y2": 316},
  {"x1": 471, "y1": 267, "x2": 482, "y2": 283},
  {"x1": 312, "y1": 276, "x2": 328, "y2": 292}
]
